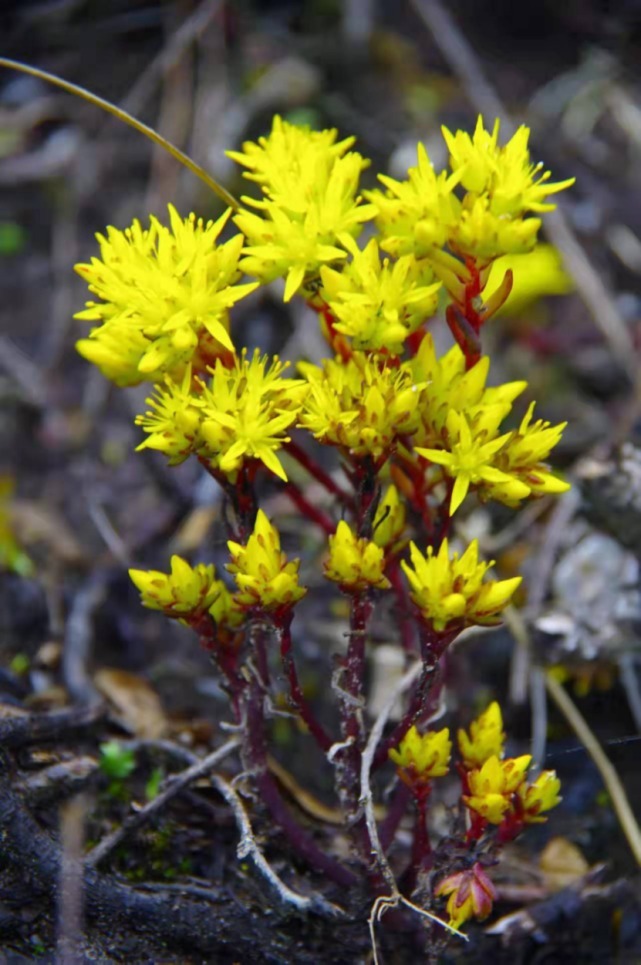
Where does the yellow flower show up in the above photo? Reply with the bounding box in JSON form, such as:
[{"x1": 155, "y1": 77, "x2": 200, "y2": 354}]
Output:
[
  {"x1": 234, "y1": 205, "x2": 349, "y2": 302},
  {"x1": 372, "y1": 484, "x2": 406, "y2": 550},
  {"x1": 298, "y1": 353, "x2": 421, "y2": 460},
  {"x1": 226, "y1": 509, "x2": 306, "y2": 611},
  {"x1": 208, "y1": 581, "x2": 245, "y2": 632},
  {"x1": 366, "y1": 142, "x2": 461, "y2": 259},
  {"x1": 324, "y1": 520, "x2": 390, "y2": 592},
  {"x1": 319, "y1": 237, "x2": 440, "y2": 354},
  {"x1": 458, "y1": 702, "x2": 505, "y2": 769},
  {"x1": 449, "y1": 193, "x2": 542, "y2": 261},
  {"x1": 76, "y1": 320, "x2": 152, "y2": 388},
  {"x1": 417, "y1": 410, "x2": 529, "y2": 515},
  {"x1": 401, "y1": 538, "x2": 521, "y2": 632},
  {"x1": 519, "y1": 770, "x2": 562, "y2": 823},
  {"x1": 464, "y1": 754, "x2": 531, "y2": 824},
  {"x1": 227, "y1": 115, "x2": 359, "y2": 209},
  {"x1": 389, "y1": 725, "x2": 452, "y2": 785},
  {"x1": 435, "y1": 862, "x2": 498, "y2": 930},
  {"x1": 135, "y1": 367, "x2": 203, "y2": 465},
  {"x1": 442, "y1": 117, "x2": 575, "y2": 217},
  {"x1": 370, "y1": 118, "x2": 573, "y2": 266},
  {"x1": 230, "y1": 117, "x2": 375, "y2": 302},
  {"x1": 484, "y1": 402, "x2": 570, "y2": 503},
  {"x1": 129, "y1": 555, "x2": 224, "y2": 620},
  {"x1": 409, "y1": 333, "x2": 526, "y2": 447},
  {"x1": 197, "y1": 350, "x2": 307, "y2": 482},
  {"x1": 75, "y1": 205, "x2": 256, "y2": 385}
]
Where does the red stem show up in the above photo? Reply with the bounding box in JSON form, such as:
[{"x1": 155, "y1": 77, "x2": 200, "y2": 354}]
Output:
[
  {"x1": 283, "y1": 482, "x2": 335, "y2": 535},
  {"x1": 387, "y1": 563, "x2": 416, "y2": 655},
  {"x1": 378, "y1": 782, "x2": 412, "y2": 852},
  {"x1": 244, "y1": 674, "x2": 356, "y2": 887},
  {"x1": 410, "y1": 794, "x2": 432, "y2": 875},
  {"x1": 284, "y1": 438, "x2": 351, "y2": 506},
  {"x1": 372, "y1": 659, "x2": 435, "y2": 770},
  {"x1": 278, "y1": 612, "x2": 333, "y2": 752},
  {"x1": 332, "y1": 592, "x2": 374, "y2": 858}
]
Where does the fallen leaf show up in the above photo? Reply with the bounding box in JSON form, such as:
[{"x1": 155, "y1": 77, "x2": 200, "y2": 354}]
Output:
[
  {"x1": 539, "y1": 836, "x2": 589, "y2": 891},
  {"x1": 94, "y1": 668, "x2": 168, "y2": 739}
]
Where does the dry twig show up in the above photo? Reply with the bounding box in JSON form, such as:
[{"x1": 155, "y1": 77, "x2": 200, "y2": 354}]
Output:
[
  {"x1": 359, "y1": 661, "x2": 466, "y2": 964},
  {"x1": 545, "y1": 672, "x2": 641, "y2": 868}
]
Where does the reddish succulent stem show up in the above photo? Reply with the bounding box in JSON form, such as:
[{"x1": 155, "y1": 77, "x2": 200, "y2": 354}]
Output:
[
  {"x1": 333, "y1": 592, "x2": 374, "y2": 857},
  {"x1": 372, "y1": 659, "x2": 435, "y2": 770},
  {"x1": 284, "y1": 438, "x2": 351, "y2": 506},
  {"x1": 278, "y1": 611, "x2": 333, "y2": 752},
  {"x1": 243, "y1": 674, "x2": 356, "y2": 887},
  {"x1": 283, "y1": 481, "x2": 335, "y2": 534},
  {"x1": 409, "y1": 793, "x2": 432, "y2": 880},
  {"x1": 378, "y1": 782, "x2": 412, "y2": 852},
  {"x1": 254, "y1": 626, "x2": 270, "y2": 689},
  {"x1": 387, "y1": 562, "x2": 416, "y2": 655}
]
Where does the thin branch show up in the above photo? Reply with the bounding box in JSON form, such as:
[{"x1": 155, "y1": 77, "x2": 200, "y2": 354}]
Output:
[
  {"x1": 0, "y1": 58, "x2": 239, "y2": 210},
  {"x1": 360, "y1": 660, "x2": 466, "y2": 963},
  {"x1": 63, "y1": 572, "x2": 108, "y2": 706},
  {"x1": 0, "y1": 703, "x2": 106, "y2": 748},
  {"x1": 283, "y1": 481, "x2": 335, "y2": 535},
  {"x1": 278, "y1": 613, "x2": 333, "y2": 752},
  {"x1": 0, "y1": 752, "x2": 303, "y2": 961},
  {"x1": 86, "y1": 738, "x2": 241, "y2": 868},
  {"x1": 619, "y1": 652, "x2": 641, "y2": 735},
  {"x1": 545, "y1": 672, "x2": 641, "y2": 867},
  {"x1": 284, "y1": 439, "x2": 351, "y2": 505},
  {"x1": 360, "y1": 660, "x2": 422, "y2": 894},
  {"x1": 210, "y1": 772, "x2": 344, "y2": 917}
]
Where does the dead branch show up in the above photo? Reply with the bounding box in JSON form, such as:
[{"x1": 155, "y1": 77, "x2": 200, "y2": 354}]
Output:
[
  {"x1": 0, "y1": 750, "x2": 313, "y2": 962},
  {"x1": 0, "y1": 702, "x2": 106, "y2": 748}
]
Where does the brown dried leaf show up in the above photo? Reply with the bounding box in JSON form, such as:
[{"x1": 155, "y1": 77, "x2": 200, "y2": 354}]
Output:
[
  {"x1": 11, "y1": 500, "x2": 88, "y2": 566},
  {"x1": 94, "y1": 668, "x2": 168, "y2": 739},
  {"x1": 539, "y1": 836, "x2": 590, "y2": 891}
]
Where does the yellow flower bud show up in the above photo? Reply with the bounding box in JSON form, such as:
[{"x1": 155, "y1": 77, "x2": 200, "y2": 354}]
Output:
[
  {"x1": 389, "y1": 725, "x2": 451, "y2": 786},
  {"x1": 226, "y1": 510, "x2": 306, "y2": 611},
  {"x1": 401, "y1": 539, "x2": 521, "y2": 632},
  {"x1": 519, "y1": 770, "x2": 562, "y2": 823},
  {"x1": 458, "y1": 701, "x2": 505, "y2": 769},
  {"x1": 435, "y1": 862, "x2": 497, "y2": 930},
  {"x1": 129, "y1": 556, "x2": 223, "y2": 620},
  {"x1": 324, "y1": 520, "x2": 390, "y2": 592},
  {"x1": 464, "y1": 754, "x2": 531, "y2": 825}
]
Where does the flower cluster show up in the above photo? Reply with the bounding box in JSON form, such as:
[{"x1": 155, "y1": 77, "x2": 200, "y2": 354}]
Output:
[
  {"x1": 129, "y1": 555, "x2": 242, "y2": 631},
  {"x1": 229, "y1": 116, "x2": 375, "y2": 301},
  {"x1": 135, "y1": 351, "x2": 306, "y2": 481},
  {"x1": 75, "y1": 206, "x2": 256, "y2": 385},
  {"x1": 298, "y1": 352, "x2": 422, "y2": 460},
  {"x1": 402, "y1": 539, "x2": 521, "y2": 632},
  {"x1": 324, "y1": 520, "x2": 390, "y2": 592},
  {"x1": 458, "y1": 703, "x2": 561, "y2": 831},
  {"x1": 319, "y1": 236, "x2": 441, "y2": 355},
  {"x1": 389, "y1": 703, "x2": 561, "y2": 931},
  {"x1": 369, "y1": 117, "x2": 574, "y2": 264},
  {"x1": 389, "y1": 725, "x2": 452, "y2": 789},
  {"x1": 71, "y1": 109, "x2": 573, "y2": 944},
  {"x1": 226, "y1": 510, "x2": 306, "y2": 611}
]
